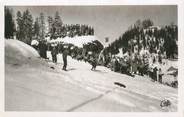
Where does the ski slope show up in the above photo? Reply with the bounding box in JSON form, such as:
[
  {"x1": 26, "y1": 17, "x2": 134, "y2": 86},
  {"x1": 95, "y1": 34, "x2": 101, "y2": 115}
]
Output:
[{"x1": 5, "y1": 39, "x2": 177, "y2": 112}]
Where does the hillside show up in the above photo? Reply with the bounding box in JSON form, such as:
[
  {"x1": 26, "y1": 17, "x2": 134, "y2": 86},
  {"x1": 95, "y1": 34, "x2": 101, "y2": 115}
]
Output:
[{"x1": 5, "y1": 39, "x2": 177, "y2": 111}]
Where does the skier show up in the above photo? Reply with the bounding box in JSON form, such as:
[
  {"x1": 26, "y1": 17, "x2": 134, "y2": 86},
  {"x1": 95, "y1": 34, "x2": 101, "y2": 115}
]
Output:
[
  {"x1": 91, "y1": 56, "x2": 97, "y2": 71},
  {"x1": 62, "y1": 45, "x2": 69, "y2": 71}
]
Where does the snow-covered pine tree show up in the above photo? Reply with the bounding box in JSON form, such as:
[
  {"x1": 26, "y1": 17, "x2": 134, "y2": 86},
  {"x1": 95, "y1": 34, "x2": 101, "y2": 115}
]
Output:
[
  {"x1": 47, "y1": 16, "x2": 53, "y2": 35},
  {"x1": 52, "y1": 11, "x2": 63, "y2": 38}
]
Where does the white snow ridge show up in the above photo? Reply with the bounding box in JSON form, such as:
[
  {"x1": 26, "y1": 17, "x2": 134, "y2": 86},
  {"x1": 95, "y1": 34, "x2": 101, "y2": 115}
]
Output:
[{"x1": 49, "y1": 35, "x2": 99, "y2": 48}]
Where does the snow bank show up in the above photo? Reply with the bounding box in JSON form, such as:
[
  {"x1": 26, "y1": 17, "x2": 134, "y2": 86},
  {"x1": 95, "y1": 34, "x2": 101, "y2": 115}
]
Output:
[
  {"x1": 5, "y1": 39, "x2": 39, "y2": 64},
  {"x1": 49, "y1": 36, "x2": 99, "y2": 48}
]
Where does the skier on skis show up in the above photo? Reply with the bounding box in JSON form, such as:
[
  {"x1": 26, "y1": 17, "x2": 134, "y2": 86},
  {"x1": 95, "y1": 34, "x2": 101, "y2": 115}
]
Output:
[{"x1": 88, "y1": 52, "x2": 98, "y2": 71}]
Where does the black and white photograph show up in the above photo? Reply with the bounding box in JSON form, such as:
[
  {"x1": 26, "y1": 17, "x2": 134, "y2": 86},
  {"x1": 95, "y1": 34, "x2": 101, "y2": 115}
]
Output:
[{"x1": 4, "y1": 4, "x2": 180, "y2": 113}]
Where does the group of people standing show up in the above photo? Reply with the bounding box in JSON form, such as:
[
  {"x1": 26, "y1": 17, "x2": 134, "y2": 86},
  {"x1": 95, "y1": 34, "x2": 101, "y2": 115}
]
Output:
[
  {"x1": 50, "y1": 43, "x2": 98, "y2": 71},
  {"x1": 51, "y1": 44, "x2": 69, "y2": 71},
  {"x1": 148, "y1": 65, "x2": 164, "y2": 83},
  {"x1": 100, "y1": 50, "x2": 165, "y2": 83},
  {"x1": 32, "y1": 40, "x2": 164, "y2": 83},
  {"x1": 31, "y1": 40, "x2": 47, "y2": 59},
  {"x1": 32, "y1": 40, "x2": 69, "y2": 71}
]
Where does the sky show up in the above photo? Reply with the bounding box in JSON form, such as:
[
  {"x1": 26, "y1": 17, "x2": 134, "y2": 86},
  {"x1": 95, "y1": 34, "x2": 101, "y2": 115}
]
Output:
[{"x1": 7, "y1": 5, "x2": 177, "y2": 44}]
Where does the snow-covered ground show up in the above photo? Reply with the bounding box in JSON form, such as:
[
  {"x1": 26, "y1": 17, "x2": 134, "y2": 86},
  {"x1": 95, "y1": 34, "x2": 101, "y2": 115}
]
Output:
[{"x1": 5, "y1": 39, "x2": 177, "y2": 112}]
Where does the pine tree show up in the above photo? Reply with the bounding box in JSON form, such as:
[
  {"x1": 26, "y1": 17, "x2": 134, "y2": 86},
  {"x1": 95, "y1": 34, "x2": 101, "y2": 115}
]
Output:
[
  {"x1": 38, "y1": 13, "x2": 45, "y2": 40},
  {"x1": 48, "y1": 16, "x2": 53, "y2": 34},
  {"x1": 52, "y1": 11, "x2": 63, "y2": 38},
  {"x1": 22, "y1": 9, "x2": 33, "y2": 44},
  {"x1": 5, "y1": 7, "x2": 15, "y2": 39},
  {"x1": 16, "y1": 11, "x2": 24, "y2": 41},
  {"x1": 91, "y1": 27, "x2": 94, "y2": 35},
  {"x1": 33, "y1": 17, "x2": 40, "y2": 39},
  {"x1": 142, "y1": 19, "x2": 154, "y2": 29}
]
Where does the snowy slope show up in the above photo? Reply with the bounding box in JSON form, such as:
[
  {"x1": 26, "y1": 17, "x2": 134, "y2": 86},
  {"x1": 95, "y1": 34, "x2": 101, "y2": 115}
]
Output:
[
  {"x1": 5, "y1": 39, "x2": 177, "y2": 112},
  {"x1": 5, "y1": 39, "x2": 39, "y2": 58},
  {"x1": 5, "y1": 39, "x2": 40, "y2": 65}
]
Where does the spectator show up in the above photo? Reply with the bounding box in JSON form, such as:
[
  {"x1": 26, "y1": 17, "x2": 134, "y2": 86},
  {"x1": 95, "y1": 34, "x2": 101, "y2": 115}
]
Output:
[
  {"x1": 51, "y1": 45, "x2": 58, "y2": 63},
  {"x1": 153, "y1": 67, "x2": 158, "y2": 81},
  {"x1": 38, "y1": 40, "x2": 47, "y2": 59},
  {"x1": 158, "y1": 68, "x2": 164, "y2": 83},
  {"x1": 62, "y1": 45, "x2": 69, "y2": 71}
]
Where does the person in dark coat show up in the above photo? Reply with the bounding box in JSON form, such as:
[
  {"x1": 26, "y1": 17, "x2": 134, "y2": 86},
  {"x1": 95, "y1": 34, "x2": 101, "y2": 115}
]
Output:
[
  {"x1": 153, "y1": 67, "x2": 158, "y2": 81},
  {"x1": 111, "y1": 57, "x2": 119, "y2": 72},
  {"x1": 148, "y1": 67, "x2": 153, "y2": 80},
  {"x1": 51, "y1": 45, "x2": 58, "y2": 63},
  {"x1": 158, "y1": 68, "x2": 163, "y2": 83},
  {"x1": 91, "y1": 56, "x2": 97, "y2": 70},
  {"x1": 120, "y1": 60, "x2": 128, "y2": 74},
  {"x1": 38, "y1": 40, "x2": 47, "y2": 59},
  {"x1": 62, "y1": 46, "x2": 69, "y2": 71}
]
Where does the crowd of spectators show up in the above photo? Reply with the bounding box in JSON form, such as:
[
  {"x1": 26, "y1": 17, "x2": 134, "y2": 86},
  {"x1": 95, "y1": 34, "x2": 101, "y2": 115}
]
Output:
[{"x1": 101, "y1": 24, "x2": 178, "y2": 86}]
